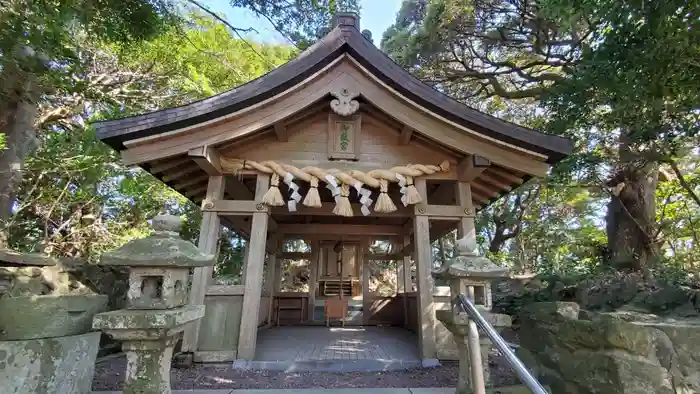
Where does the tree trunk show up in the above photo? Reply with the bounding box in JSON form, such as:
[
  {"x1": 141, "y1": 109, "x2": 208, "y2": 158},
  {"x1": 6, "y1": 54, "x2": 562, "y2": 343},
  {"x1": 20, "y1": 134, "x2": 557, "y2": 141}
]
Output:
[
  {"x1": 0, "y1": 80, "x2": 39, "y2": 248},
  {"x1": 605, "y1": 135, "x2": 659, "y2": 277}
]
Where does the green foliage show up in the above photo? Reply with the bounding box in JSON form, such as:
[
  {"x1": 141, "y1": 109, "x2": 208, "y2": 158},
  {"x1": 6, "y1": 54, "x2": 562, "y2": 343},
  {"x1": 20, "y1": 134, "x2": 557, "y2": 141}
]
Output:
[
  {"x1": 542, "y1": 0, "x2": 700, "y2": 158},
  {"x1": 9, "y1": 12, "x2": 296, "y2": 280},
  {"x1": 382, "y1": 0, "x2": 700, "y2": 278},
  {"x1": 0, "y1": 0, "x2": 177, "y2": 96},
  {"x1": 115, "y1": 13, "x2": 296, "y2": 102}
]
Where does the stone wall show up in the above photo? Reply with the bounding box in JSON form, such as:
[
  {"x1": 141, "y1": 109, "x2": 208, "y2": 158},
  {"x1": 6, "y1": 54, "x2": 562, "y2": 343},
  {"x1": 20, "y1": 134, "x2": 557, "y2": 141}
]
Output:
[
  {"x1": 0, "y1": 259, "x2": 129, "y2": 308},
  {"x1": 493, "y1": 272, "x2": 700, "y2": 322},
  {"x1": 517, "y1": 301, "x2": 700, "y2": 394},
  {"x1": 0, "y1": 258, "x2": 129, "y2": 355}
]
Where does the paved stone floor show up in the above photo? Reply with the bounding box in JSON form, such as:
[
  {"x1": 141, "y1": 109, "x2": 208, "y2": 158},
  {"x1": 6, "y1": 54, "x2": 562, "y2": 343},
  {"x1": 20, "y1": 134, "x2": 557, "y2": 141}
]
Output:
[
  {"x1": 95, "y1": 387, "x2": 533, "y2": 394},
  {"x1": 255, "y1": 326, "x2": 420, "y2": 361},
  {"x1": 95, "y1": 389, "x2": 453, "y2": 394}
]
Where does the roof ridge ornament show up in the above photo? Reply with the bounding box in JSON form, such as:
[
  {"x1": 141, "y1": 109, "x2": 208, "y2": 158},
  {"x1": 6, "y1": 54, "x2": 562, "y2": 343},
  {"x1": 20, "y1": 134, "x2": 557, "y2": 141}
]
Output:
[
  {"x1": 330, "y1": 88, "x2": 360, "y2": 116},
  {"x1": 332, "y1": 12, "x2": 360, "y2": 29}
]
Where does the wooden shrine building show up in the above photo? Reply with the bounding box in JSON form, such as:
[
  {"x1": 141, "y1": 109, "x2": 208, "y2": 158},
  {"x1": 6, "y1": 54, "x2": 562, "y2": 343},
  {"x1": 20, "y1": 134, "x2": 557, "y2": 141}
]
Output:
[{"x1": 95, "y1": 13, "x2": 572, "y2": 364}]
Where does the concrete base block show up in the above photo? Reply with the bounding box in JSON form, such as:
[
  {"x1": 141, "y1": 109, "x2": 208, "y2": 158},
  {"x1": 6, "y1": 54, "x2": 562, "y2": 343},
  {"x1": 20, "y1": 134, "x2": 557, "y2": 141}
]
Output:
[{"x1": 0, "y1": 331, "x2": 101, "y2": 394}]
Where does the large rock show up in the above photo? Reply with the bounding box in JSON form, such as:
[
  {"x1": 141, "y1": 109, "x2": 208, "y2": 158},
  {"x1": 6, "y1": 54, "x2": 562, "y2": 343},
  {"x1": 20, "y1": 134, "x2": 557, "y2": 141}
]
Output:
[
  {"x1": 518, "y1": 301, "x2": 700, "y2": 394},
  {"x1": 493, "y1": 272, "x2": 700, "y2": 320},
  {"x1": 0, "y1": 331, "x2": 100, "y2": 394},
  {"x1": 0, "y1": 294, "x2": 107, "y2": 340}
]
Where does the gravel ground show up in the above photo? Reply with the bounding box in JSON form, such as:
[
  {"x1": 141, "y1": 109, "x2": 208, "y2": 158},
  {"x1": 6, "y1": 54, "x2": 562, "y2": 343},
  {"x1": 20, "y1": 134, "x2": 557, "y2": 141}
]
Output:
[{"x1": 92, "y1": 352, "x2": 518, "y2": 391}]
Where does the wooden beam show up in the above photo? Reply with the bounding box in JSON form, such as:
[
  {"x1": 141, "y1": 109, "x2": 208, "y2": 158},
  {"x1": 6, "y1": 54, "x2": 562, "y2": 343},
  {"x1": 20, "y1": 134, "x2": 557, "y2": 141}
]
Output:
[
  {"x1": 233, "y1": 160, "x2": 458, "y2": 181},
  {"x1": 273, "y1": 123, "x2": 288, "y2": 142},
  {"x1": 300, "y1": 234, "x2": 383, "y2": 242},
  {"x1": 414, "y1": 204, "x2": 472, "y2": 219},
  {"x1": 412, "y1": 178, "x2": 437, "y2": 360},
  {"x1": 399, "y1": 125, "x2": 413, "y2": 145},
  {"x1": 278, "y1": 224, "x2": 404, "y2": 236},
  {"x1": 457, "y1": 155, "x2": 489, "y2": 182},
  {"x1": 182, "y1": 176, "x2": 224, "y2": 353},
  {"x1": 237, "y1": 174, "x2": 271, "y2": 360},
  {"x1": 272, "y1": 204, "x2": 412, "y2": 217},
  {"x1": 278, "y1": 251, "x2": 312, "y2": 260},
  {"x1": 189, "y1": 146, "x2": 222, "y2": 175},
  {"x1": 206, "y1": 285, "x2": 244, "y2": 296},
  {"x1": 203, "y1": 200, "x2": 266, "y2": 214}
]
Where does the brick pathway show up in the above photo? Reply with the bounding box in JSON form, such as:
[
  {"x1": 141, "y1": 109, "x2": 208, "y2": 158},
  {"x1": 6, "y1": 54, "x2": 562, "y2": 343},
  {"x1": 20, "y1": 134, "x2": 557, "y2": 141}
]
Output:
[{"x1": 255, "y1": 326, "x2": 420, "y2": 361}]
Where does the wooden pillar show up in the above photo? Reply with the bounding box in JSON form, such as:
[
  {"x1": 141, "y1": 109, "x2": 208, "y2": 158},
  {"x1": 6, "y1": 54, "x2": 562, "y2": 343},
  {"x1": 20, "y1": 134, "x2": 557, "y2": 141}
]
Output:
[
  {"x1": 308, "y1": 240, "x2": 320, "y2": 321},
  {"x1": 272, "y1": 243, "x2": 283, "y2": 294},
  {"x1": 399, "y1": 234, "x2": 413, "y2": 327},
  {"x1": 182, "y1": 175, "x2": 224, "y2": 353},
  {"x1": 413, "y1": 178, "x2": 437, "y2": 361},
  {"x1": 270, "y1": 239, "x2": 284, "y2": 326},
  {"x1": 455, "y1": 181, "x2": 477, "y2": 254},
  {"x1": 237, "y1": 174, "x2": 270, "y2": 360},
  {"x1": 361, "y1": 238, "x2": 370, "y2": 324},
  {"x1": 240, "y1": 243, "x2": 249, "y2": 284},
  {"x1": 265, "y1": 245, "x2": 277, "y2": 327},
  {"x1": 398, "y1": 235, "x2": 413, "y2": 292}
]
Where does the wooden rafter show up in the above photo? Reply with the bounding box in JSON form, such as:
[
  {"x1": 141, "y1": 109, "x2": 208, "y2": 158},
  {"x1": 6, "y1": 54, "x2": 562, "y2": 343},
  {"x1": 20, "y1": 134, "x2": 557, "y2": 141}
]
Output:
[
  {"x1": 149, "y1": 156, "x2": 190, "y2": 174},
  {"x1": 486, "y1": 166, "x2": 525, "y2": 185},
  {"x1": 399, "y1": 125, "x2": 413, "y2": 145},
  {"x1": 174, "y1": 176, "x2": 208, "y2": 190},
  {"x1": 162, "y1": 164, "x2": 201, "y2": 182},
  {"x1": 273, "y1": 123, "x2": 287, "y2": 142},
  {"x1": 470, "y1": 181, "x2": 500, "y2": 198},
  {"x1": 477, "y1": 172, "x2": 513, "y2": 191}
]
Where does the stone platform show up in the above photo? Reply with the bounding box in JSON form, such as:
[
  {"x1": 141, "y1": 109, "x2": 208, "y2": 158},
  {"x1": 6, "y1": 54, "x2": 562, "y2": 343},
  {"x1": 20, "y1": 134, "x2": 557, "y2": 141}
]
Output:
[
  {"x1": 1, "y1": 331, "x2": 101, "y2": 394},
  {"x1": 243, "y1": 326, "x2": 425, "y2": 372}
]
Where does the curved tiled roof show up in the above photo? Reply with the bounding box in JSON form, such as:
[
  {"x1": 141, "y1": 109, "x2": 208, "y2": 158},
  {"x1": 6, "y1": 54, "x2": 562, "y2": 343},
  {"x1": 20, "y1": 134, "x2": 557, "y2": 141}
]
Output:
[{"x1": 95, "y1": 22, "x2": 572, "y2": 164}]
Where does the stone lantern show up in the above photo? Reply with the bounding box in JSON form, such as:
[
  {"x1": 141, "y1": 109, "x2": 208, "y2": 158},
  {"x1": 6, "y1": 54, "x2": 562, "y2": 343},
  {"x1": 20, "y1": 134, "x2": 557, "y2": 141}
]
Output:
[
  {"x1": 433, "y1": 236, "x2": 512, "y2": 394},
  {"x1": 92, "y1": 215, "x2": 215, "y2": 394}
]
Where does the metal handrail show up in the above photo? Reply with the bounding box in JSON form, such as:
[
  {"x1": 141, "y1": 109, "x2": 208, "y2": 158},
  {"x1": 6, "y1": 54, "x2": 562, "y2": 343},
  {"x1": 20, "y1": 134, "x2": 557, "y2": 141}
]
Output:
[{"x1": 457, "y1": 293, "x2": 548, "y2": 394}]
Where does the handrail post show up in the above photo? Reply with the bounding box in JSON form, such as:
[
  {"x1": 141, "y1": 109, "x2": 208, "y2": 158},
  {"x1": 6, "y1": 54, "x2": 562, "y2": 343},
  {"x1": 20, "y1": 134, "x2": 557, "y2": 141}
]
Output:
[
  {"x1": 466, "y1": 286, "x2": 486, "y2": 394},
  {"x1": 458, "y1": 294, "x2": 548, "y2": 394}
]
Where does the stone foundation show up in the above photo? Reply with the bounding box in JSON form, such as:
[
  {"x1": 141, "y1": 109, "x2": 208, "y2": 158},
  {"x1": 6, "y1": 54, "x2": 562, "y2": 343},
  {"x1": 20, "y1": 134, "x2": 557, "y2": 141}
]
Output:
[
  {"x1": 518, "y1": 301, "x2": 700, "y2": 394},
  {"x1": 0, "y1": 331, "x2": 100, "y2": 394}
]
